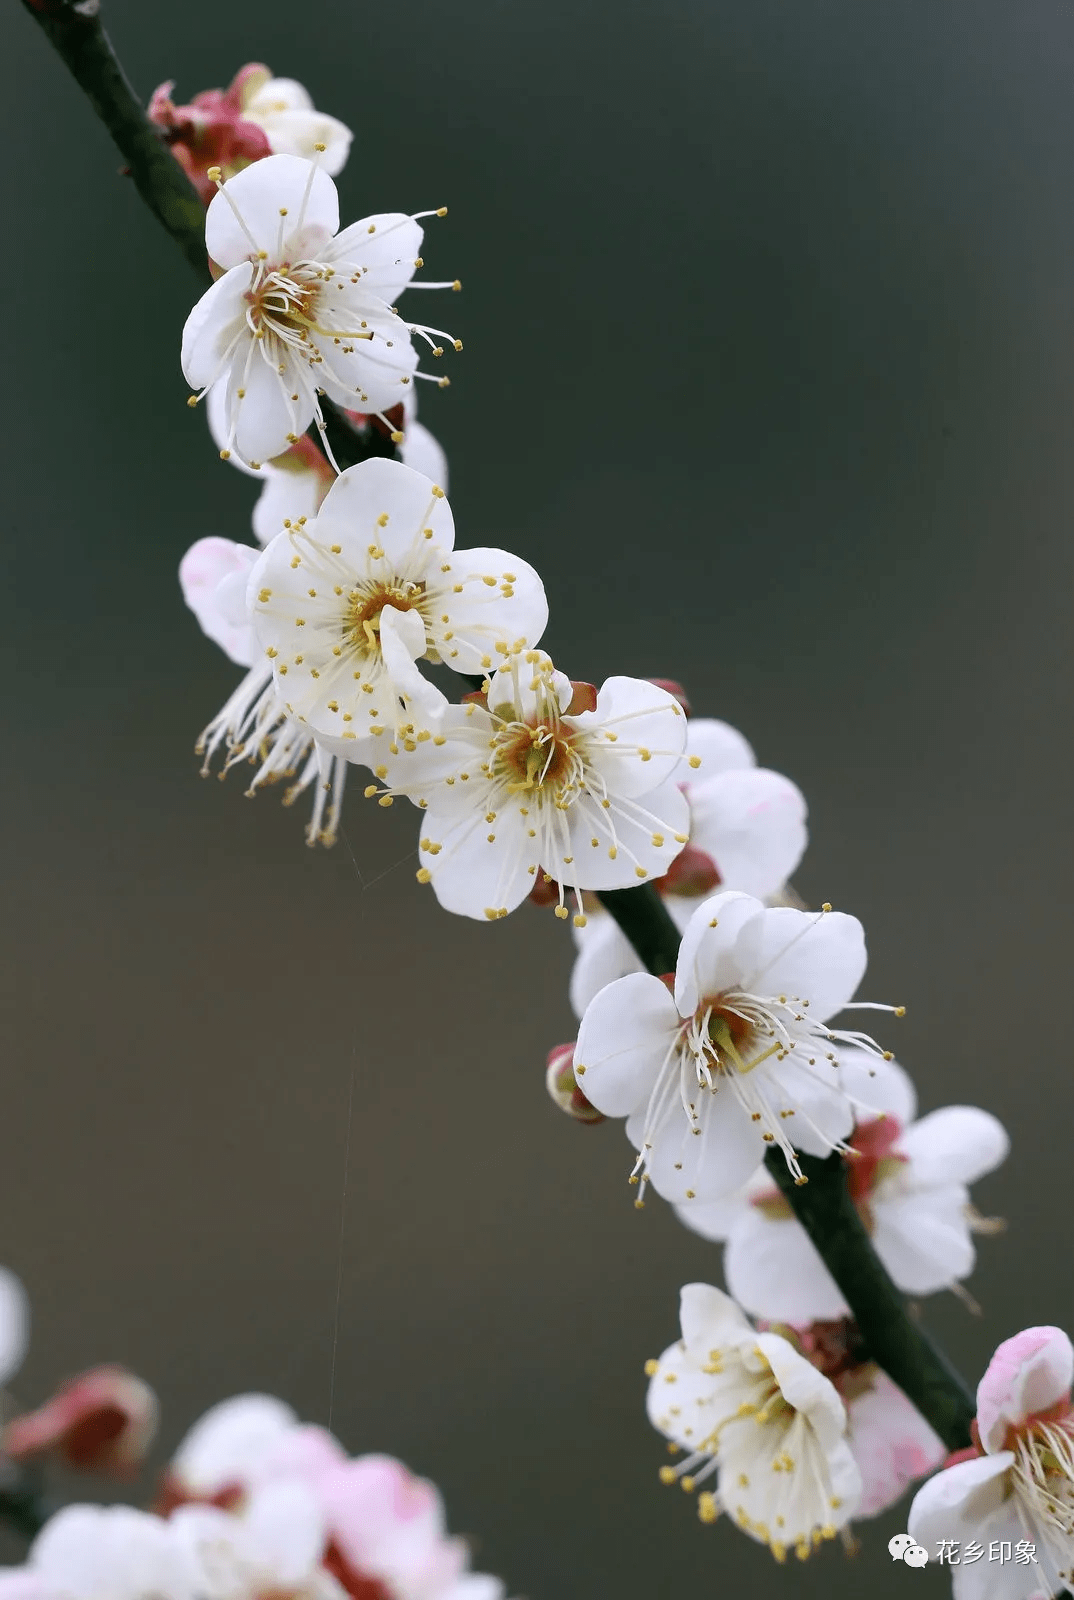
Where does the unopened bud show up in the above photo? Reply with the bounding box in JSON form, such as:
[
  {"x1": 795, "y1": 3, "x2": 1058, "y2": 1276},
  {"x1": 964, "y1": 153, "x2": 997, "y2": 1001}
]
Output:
[
  {"x1": 655, "y1": 844, "x2": 721, "y2": 898},
  {"x1": 545, "y1": 1043, "x2": 604, "y2": 1124},
  {"x1": 646, "y1": 678, "x2": 691, "y2": 716},
  {"x1": 4, "y1": 1365, "x2": 159, "y2": 1478}
]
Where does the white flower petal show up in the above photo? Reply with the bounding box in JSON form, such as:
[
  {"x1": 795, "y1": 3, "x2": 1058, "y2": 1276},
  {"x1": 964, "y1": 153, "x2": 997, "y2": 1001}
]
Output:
[
  {"x1": 847, "y1": 1368, "x2": 945, "y2": 1519},
  {"x1": 871, "y1": 1186, "x2": 976, "y2": 1294},
  {"x1": 326, "y1": 214, "x2": 424, "y2": 301},
  {"x1": 179, "y1": 538, "x2": 260, "y2": 666},
  {"x1": 574, "y1": 974, "x2": 680, "y2": 1118},
  {"x1": 674, "y1": 890, "x2": 763, "y2": 1017},
  {"x1": 316, "y1": 457, "x2": 453, "y2": 563},
  {"x1": 684, "y1": 717, "x2": 755, "y2": 774},
  {"x1": 181, "y1": 263, "x2": 254, "y2": 389},
  {"x1": 677, "y1": 1282, "x2": 752, "y2": 1353},
  {"x1": 687, "y1": 767, "x2": 807, "y2": 899},
  {"x1": 644, "y1": 1084, "x2": 761, "y2": 1204},
  {"x1": 257, "y1": 108, "x2": 352, "y2": 173},
  {"x1": 569, "y1": 916, "x2": 641, "y2": 1019},
  {"x1": 737, "y1": 904, "x2": 867, "y2": 1022},
  {"x1": 418, "y1": 800, "x2": 535, "y2": 920},
  {"x1": 434, "y1": 547, "x2": 548, "y2": 673},
  {"x1": 401, "y1": 420, "x2": 448, "y2": 488},
  {"x1": 244, "y1": 1480, "x2": 325, "y2": 1581},
  {"x1": 561, "y1": 779, "x2": 690, "y2": 892},
  {"x1": 908, "y1": 1453, "x2": 1015, "y2": 1550},
  {"x1": 172, "y1": 1393, "x2": 297, "y2": 1494},
  {"x1": 898, "y1": 1106, "x2": 1010, "y2": 1189},
  {"x1": 840, "y1": 1046, "x2": 918, "y2": 1125},
  {"x1": 378, "y1": 604, "x2": 447, "y2": 724},
  {"x1": 205, "y1": 153, "x2": 339, "y2": 267},
  {"x1": 251, "y1": 456, "x2": 331, "y2": 546},
  {"x1": 228, "y1": 342, "x2": 312, "y2": 467},
  {"x1": 573, "y1": 677, "x2": 688, "y2": 798},
  {"x1": 723, "y1": 1209, "x2": 850, "y2": 1321}
]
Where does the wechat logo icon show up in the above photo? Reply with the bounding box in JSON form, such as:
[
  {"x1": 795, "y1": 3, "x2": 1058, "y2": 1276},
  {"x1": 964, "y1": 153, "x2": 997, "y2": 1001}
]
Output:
[{"x1": 890, "y1": 1534, "x2": 929, "y2": 1567}]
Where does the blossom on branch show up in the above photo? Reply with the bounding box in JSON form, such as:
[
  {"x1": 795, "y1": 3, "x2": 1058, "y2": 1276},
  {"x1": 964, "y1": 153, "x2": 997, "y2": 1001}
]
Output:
[
  {"x1": 149, "y1": 65, "x2": 351, "y2": 205},
  {"x1": 180, "y1": 538, "x2": 350, "y2": 845},
  {"x1": 365, "y1": 654, "x2": 691, "y2": 921},
  {"x1": 573, "y1": 889, "x2": 897, "y2": 1203},
  {"x1": 645, "y1": 1283, "x2": 861, "y2": 1560},
  {"x1": 249, "y1": 458, "x2": 547, "y2": 743},
  {"x1": 763, "y1": 1317, "x2": 945, "y2": 1518},
  {"x1": 568, "y1": 715, "x2": 807, "y2": 1015},
  {"x1": 909, "y1": 1325, "x2": 1074, "y2": 1596},
  {"x1": 182, "y1": 155, "x2": 459, "y2": 467},
  {"x1": 676, "y1": 1063, "x2": 1009, "y2": 1319}
]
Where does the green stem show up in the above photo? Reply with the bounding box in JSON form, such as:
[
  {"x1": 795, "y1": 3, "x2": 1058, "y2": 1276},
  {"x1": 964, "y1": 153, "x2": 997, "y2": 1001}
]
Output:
[
  {"x1": 763, "y1": 1148, "x2": 975, "y2": 1450},
  {"x1": 19, "y1": 0, "x2": 207, "y2": 275},
  {"x1": 596, "y1": 885, "x2": 976, "y2": 1453}
]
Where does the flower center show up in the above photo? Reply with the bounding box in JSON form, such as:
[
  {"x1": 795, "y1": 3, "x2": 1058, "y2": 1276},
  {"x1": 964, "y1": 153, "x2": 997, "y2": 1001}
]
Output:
[
  {"x1": 346, "y1": 581, "x2": 427, "y2": 656},
  {"x1": 1011, "y1": 1414, "x2": 1074, "y2": 1577},
  {"x1": 245, "y1": 264, "x2": 324, "y2": 353},
  {"x1": 492, "y1": 718, "x2": 582, "y2": 796}
]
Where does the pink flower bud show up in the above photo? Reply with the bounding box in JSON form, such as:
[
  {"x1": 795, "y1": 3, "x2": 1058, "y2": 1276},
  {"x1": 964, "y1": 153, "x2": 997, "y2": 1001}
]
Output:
[
  {"x1": 148, "y1": 66, "x2": 274, "y2": 206},
  {"x1": 654, "y1": 843, "x2": 721, "y2": 897},
  {"x1": 546, "y1": 1043, "x2": 604, "y2": 1124},
  {"x1": 646, "y1": 678, "x2": 691, "y2": 715},
  {"x1": 4, "y1": 1366, "x2": 158, "y2": 1478}
]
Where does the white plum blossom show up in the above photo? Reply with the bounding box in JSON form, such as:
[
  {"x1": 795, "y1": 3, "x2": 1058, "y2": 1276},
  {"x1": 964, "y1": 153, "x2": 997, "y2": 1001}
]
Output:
[
  {"x1": 756, "y1": 1317, "x2": 945, "y2": 1519},
  {"x1": 239, "y1": 73, "x2": 352, "y2": 175},
  {"x1": 180, "y1": 539, "x2": 349, "y2": 845},
  {"x1": 676, "y1": 1060, "x2": 1009, "y2": 1320},
  {"x1": 368, "y1": 653, "x2": 692, "y2": 922},
  {"x1": 182, "y1": 154, "x2": 459, "y2": 467},
  {"x1": 909, "y1": 1325, "x2": 1074, "y2": 1597},
  {"x1": 248, "y1": 457, "x2": 547, "y2": 743},
  {"x1": 0, "y1": 1505, "x2": 201, "y2": 1600},
  {"x1": 573, "y1": 889, "x2": 896, "y2": 1204},
  {"x1": 569, "y1": 714, "x2": 807, "y2": 1016},
  {"x1": 646, "y1": 1284, "x2": 861, "y2": 1560}
]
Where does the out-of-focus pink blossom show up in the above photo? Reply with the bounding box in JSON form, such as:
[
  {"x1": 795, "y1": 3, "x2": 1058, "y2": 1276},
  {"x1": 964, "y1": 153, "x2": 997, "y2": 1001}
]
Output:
[{"x1": 3, "y1": 1365, "x2": 158, "y2": 1478}]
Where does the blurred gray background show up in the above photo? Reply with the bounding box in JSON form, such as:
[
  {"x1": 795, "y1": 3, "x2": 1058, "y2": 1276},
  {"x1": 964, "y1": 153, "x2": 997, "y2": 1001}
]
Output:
[{"x1": 4, "y1": 0, "x2": 1073, "y2": 1593}]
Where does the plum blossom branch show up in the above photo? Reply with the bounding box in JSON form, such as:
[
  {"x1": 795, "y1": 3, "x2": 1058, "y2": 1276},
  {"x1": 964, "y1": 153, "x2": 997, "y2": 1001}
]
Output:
[
  {"x1": 18, "y1": 0, "x2": 208, "y2": 275},
  {"x1": 597, "y1": 878, "x2": 977, "y2": 1453},
  {"x1": 762, "y1": 1147, "x2": 976, "y2": 1451}
]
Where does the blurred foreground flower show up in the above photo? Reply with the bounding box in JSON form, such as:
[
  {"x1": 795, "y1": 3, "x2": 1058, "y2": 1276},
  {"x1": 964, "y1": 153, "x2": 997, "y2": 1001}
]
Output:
[{"x1": 4, "y1": 1367, "x2": 157, "y2": 1479}]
